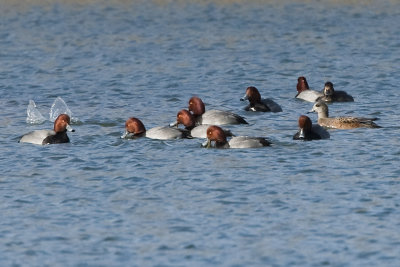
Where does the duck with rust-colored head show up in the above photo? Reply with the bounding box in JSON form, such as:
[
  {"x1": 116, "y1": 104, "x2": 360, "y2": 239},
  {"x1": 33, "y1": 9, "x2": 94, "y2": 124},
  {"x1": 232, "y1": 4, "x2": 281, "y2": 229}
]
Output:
[
  {"x1": 19, "y1": 114, "x2": 75, "y2": 145},
  {"x1": 295, "y1": 76, "x2": 323, "y2": 102},
  {"x1": 203, "y1": 125, "x2": 270, "y2": 149},
  {"x1": 293, "y1": 115, "x2": 330, "y2": 141},
  {"x1": 309, "y1": 102, "x2": 380, "y2": 129},
  {"x1": 188, "y1": 96, "x2": 248, "y2": 125},
  {"x1": 241, "y1": 86, "x2": 282, "y2": 112},
  {"x1": 170, "y1": 109, "x2": 234, "y2": 138},
  {"x1": 122, "y1": 117, "x2": 191, "y2": 140}
]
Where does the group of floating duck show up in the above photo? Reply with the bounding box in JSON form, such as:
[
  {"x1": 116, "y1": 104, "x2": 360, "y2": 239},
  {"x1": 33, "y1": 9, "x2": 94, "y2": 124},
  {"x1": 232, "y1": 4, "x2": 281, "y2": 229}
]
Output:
[{"x1": 19, "y1": 76, "x2": 381, "y2": 148}]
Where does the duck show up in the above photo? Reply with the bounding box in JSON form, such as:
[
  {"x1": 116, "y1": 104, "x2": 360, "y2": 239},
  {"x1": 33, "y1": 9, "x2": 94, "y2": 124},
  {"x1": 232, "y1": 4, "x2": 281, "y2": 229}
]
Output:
[
  {"x1": 295, "y1": 76, "x2": 323, "y2": 102},
  {"x1": 293, "y1": 115, "x2": 330, "y2": 141},
  {"x1": 188, "y1": 96, "x2": 248, "y2": 125},
  {"x1": 316, "y1": 81, "x2": 354, "y2": 102},
  {"x1": 121, "y1": 117, "x2": 191, "y2": 140},
  {"x1": 203, "y1": 125, "x2": 270, "y2": 149},
  {"x1": 171, "y1": 109, "x2": 234, "y2": 138},
  {"x1": 240, "y1": 86, "x2": 282, "y2": 112},
  {"x1": 308, "y1": 102, "x2": 381, "y2": 129},
  {"x1": 19, "y1": 114, "x2": 75, "y2": 145}
]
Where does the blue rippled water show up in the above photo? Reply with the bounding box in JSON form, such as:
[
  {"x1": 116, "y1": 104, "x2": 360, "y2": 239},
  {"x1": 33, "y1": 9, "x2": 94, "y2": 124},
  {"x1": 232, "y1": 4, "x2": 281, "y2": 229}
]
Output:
[{"x1": 1, "y1": 0, "x2": 400, "y2": 266}]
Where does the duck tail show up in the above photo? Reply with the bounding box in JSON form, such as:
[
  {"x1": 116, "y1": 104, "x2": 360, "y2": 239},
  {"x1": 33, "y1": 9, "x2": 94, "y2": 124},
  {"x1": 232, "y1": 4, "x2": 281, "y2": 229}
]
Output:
[
  {"x1": 236, "y1": 115, "x2": 248, "y2": 124},
  {"x1": 364, "y1": 121, "x2": 382, "y2": 128}
]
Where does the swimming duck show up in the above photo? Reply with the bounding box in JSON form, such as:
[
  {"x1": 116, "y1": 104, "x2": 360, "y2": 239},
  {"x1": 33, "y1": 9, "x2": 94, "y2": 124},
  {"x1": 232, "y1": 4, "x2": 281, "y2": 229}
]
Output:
[
  {"x1": 295, "y1": 76, "x2": 323, "y2": 102},
  {"x1": 308, "y1": 102, "x2": 380, "y2": 129},
  {"x1": 203, "y1": 125, "x2": 270, "y2": 149},
  {"x1": 121, "y1": 117, "x2": 190, "y2": 140},
  {"x1": 316, "y1": 81, "x2": 354, "y2": 102},
  {"x1": 171, "y1": 109, "x2": 234, "y2": 138},
  {"x1": 19, "y1": 114, "x2": 75, "y2": 145},
  {"x1": 240, "y1": 86, "x2": 282, "y2": 112},
  {"x1": 293, "y1": 115, "x2": 330, "y2": 141},
  {"x1": 188, "y1": 96, "x2": 248, "y2": 125}
]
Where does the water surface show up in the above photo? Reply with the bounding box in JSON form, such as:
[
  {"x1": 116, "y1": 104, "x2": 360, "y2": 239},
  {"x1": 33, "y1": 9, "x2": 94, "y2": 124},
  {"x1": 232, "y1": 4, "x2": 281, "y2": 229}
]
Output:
[{"x1": 1, "y1": 0, "x2": 400, "y2": 266}]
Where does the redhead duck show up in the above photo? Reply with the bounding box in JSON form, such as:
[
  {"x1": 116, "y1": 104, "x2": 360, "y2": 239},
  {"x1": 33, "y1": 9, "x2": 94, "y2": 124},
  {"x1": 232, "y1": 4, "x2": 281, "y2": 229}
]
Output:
[
  {"x1": 171, "y1": 109, "x2": 233, "y2": 138},
  {"x1": 316, "y1": 81, "x2": 354, "y2": 102},
  {"x1": 295, "y1": 76, "x2": 323, "y2": 102},
  {"x1": 203, "y1": 125, "x2": 270, "y2": 149},
  {"x1": 293, "y1": 115, "x2": 330, "y2": 141},
  {"x1": 309, "y1": 102, "x2": 381, "y2": 129},
  {"x1": 121, "y1": 117, "x2": 190, "y2": 140},
  {"x1": 240, "y1": 86, "x2": 282, "y2": 112},
  {"x1": 188, "y1": 96, "x2": 248, "y2": 125},
  {"x1": 19, "y1": 114, "x2": 75, "y2": 145}
]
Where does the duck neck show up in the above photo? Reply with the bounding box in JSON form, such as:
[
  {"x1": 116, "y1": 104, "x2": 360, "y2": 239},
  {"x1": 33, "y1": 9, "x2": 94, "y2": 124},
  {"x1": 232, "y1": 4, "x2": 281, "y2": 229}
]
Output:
[
  {"x1": 185, "y1": 125, "x2": 195, "y2": 131},
  {"x1": 249, "y1": 99, "x2": 259, "y2": 107},
  {"x1": 215, "y1": 140, "x2": 229, "y2": 148},
  {"x1": 136, "y1": 132, "x2": 146, "y2": 137},
  {"x1": 193, "y1": 113, "x2": 202, "y2": 119},
  {"x1": 42, "y1": 131, "x2": 69, "y2": 145},
  {"x1": 317, "y1": 110, "x2": 328, "y2": 119}
]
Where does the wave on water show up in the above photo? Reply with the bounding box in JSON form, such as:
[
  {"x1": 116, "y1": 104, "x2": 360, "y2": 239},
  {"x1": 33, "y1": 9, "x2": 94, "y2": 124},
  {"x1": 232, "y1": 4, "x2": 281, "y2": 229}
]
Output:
[
  {"x1": 26, "y1": 99, "x2": 46, "y2": 124},
  {"x1": 49, "y1": 97, "x2": 73, "y2": 122}
]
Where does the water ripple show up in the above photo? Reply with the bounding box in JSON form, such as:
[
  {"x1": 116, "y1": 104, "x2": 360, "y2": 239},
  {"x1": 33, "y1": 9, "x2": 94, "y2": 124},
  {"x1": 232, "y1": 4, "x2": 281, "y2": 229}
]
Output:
[{"x1": 1, "y1": 1, "x2": 400, "y2": 266}]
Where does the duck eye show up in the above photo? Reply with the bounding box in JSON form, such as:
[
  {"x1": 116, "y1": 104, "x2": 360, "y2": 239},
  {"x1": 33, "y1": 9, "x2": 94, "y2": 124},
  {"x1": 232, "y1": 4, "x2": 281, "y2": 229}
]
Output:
[{"x1": 316, "y1": 104, "x2": 320, "y2": 107}]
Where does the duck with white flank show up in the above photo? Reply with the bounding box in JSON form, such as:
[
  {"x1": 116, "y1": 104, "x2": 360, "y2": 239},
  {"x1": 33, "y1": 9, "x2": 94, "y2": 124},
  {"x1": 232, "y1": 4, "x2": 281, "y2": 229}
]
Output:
[
  {"x1": 295, "y1": 76, "x2": 323, "y2": 102},
  {"x1": 188, "y1": 96, "x2": 248, "y2": 125},
  {"x1": 203, "y1": 125, "x2": 270, "y2": 149}
]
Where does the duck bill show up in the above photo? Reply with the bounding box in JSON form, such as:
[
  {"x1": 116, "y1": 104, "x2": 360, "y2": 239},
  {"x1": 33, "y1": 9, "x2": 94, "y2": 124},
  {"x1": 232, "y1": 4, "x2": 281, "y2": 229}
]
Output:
[
  {"x1": 324, "y1": 86, "x2": 333, "y2": 96},
  {"x1": 202, "y1": 138, "x2": 212, "y2": 148},
  {"x1": 121, "y1": 130, "x2": 131, "y2": 139},
  {"x1": 66, "y1": 124, "x2": 75, "y2": 132},
  {"x1": 169, "y1": 121, "x2": 178, "y2": 127},
  {"x1": 240, "y1": 94, "x2": 249, "y2": 101},
  {"x1": 299, "y1": 129, "x2": 305, "y2": 139}
]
